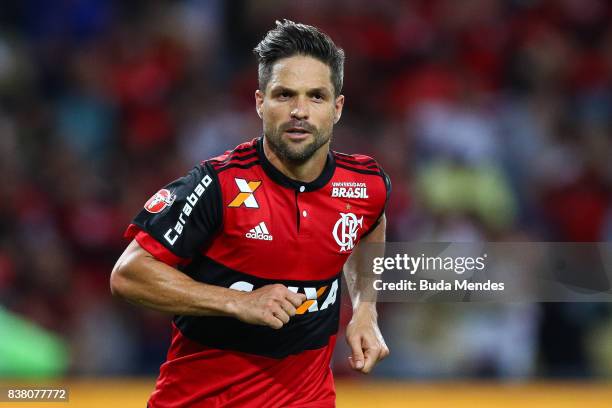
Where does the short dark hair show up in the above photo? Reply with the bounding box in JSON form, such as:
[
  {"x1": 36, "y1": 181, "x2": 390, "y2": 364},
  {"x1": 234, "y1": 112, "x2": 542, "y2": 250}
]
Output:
[{"x1": 253, "y1": 19, "x2": 345, "y2": 96}]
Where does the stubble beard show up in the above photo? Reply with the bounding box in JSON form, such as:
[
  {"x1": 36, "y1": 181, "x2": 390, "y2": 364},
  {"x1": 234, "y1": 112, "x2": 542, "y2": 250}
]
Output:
[{"x1": 264, "y1": 122, "x2": 332, "y2": 164}]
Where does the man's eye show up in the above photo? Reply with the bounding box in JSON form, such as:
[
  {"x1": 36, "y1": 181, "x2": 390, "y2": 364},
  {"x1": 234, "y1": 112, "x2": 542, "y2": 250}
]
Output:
[
  {"x1": 313, "y1": 94, "x2": 324, "y2": 101},
  {"x1": 279, "y1": 92, "x2": 291, "y2": 99}
]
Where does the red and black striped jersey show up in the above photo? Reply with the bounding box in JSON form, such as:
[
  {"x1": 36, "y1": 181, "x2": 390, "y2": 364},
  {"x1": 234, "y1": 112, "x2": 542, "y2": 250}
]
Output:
[{"x1": 125, "y1": 137, "x2": 390, "y2": 408}]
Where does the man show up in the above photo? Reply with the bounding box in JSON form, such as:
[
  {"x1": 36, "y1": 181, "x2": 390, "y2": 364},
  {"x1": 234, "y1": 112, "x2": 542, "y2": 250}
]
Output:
[{"x1": 111, "y1": 20, "x2": 390, "y2": 407}]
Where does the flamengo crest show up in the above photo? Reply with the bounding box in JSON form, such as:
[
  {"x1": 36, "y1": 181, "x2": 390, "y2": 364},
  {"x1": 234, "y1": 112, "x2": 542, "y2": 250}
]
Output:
[{"x1": 332, "y1": 212, "x2": 363, "y2": 252}]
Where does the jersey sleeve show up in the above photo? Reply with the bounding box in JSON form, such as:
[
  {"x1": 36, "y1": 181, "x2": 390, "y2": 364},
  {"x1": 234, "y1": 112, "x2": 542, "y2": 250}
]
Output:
[
  {"x1": 381, "y1": 168, "x2": 392, "y2": 213},
  {"x1": 362, "y1": 167, "x2": 392, "y2": 238},
  {"x1": 124, "y1": 162, "x2": 222, "y2": 266}
]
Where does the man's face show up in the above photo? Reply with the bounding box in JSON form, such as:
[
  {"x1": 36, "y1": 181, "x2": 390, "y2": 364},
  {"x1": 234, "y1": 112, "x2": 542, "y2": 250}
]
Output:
[{"x1": 255, "y1": 55, "x2": 344, "y2": 163}]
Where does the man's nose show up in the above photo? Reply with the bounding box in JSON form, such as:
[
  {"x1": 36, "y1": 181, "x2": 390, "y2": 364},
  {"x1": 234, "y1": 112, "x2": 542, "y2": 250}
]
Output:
[{"x1": 290, "y1": 97, "x2": 309, "y2": 120}]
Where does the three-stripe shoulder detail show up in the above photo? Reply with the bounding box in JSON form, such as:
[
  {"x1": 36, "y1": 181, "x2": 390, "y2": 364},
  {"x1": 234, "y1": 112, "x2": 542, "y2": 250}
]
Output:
[
  {"x1": 333, "y1": 152, "x2": 383, "y2": 176},
  {"x1": 209, "y1": 145, "x2": 259, "y2": 172}
]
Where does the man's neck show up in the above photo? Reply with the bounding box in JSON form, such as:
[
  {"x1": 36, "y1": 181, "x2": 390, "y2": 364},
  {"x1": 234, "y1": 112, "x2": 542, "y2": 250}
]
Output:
[{"x1": 262, "y1": 137, "x2": 329, "y2": 183}]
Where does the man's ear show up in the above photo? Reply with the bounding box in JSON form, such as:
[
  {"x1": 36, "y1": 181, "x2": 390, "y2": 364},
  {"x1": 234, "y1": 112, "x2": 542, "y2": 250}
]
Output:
[
  {"x1": 255, "y1": 90, "x2": 264, "y2": 119},
  {"x1": 334, "y1": 94, "x2": 345, "y2": 124}
]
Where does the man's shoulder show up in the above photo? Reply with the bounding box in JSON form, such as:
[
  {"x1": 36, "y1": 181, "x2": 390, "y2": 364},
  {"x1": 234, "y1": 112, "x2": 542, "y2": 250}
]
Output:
[
  {"x1": 205, "y1": 138, "x2": 260, "y2": 173},
  {"x1": 332, "y1": 150, "x2": 391, "y2": 198},
  {"x1": 332, "y1": 150, "x2": 384, "y2": 175}
]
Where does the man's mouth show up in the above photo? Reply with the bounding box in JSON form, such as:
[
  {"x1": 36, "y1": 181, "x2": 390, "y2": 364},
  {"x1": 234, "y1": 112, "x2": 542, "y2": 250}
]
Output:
[
  {"x1": 285, "y1": 127, "x2": 311, "y2": 134},
  {"x1": 284, "y1": 127, "x2": 312, "y2": 140}
]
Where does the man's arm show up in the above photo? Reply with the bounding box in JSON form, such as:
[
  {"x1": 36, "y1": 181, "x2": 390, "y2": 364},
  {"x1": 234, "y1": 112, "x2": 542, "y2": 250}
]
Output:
[
  {"x1": 110, "y1": 239, "x2": 306, "y2": 329},
  {"x1": 343, "y1": 214, "x2": 390, "y2": 374}
]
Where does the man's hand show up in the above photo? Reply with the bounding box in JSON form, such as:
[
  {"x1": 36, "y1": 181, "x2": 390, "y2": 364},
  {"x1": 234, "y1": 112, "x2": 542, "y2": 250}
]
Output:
[
  {"x1": 346, "y1": 305, "x2": 389, "y2": 374},
  {"x1": 232, "y1": 284, "x2": 307, "y2": 330}
]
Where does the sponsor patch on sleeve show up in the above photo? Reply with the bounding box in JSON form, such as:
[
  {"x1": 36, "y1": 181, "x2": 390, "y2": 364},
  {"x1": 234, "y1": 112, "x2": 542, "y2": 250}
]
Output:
[{"x1": 144, "y1": 189, "x2": 176, "y2": 213}]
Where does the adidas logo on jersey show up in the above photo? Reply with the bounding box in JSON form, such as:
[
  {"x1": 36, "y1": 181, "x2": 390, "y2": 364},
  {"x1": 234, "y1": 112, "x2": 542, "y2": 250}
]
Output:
[{"x1": 245, "y1": 222, "x2": 273, "y2": 241}]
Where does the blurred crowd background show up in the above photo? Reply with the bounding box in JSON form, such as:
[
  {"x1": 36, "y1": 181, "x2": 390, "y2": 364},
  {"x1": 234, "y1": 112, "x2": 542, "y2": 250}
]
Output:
[{"x1": 1, "y1": 0, "x2": 612, "y2": 381}]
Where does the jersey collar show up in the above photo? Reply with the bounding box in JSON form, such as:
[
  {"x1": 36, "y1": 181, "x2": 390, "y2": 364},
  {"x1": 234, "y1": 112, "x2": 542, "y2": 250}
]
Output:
[{"x1": 256, "y1": 137, "x2": 336, "y2": 192}]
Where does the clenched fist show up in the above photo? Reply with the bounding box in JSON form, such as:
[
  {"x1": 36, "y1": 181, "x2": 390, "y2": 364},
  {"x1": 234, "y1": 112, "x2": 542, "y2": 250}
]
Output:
[{"x1": 232, "y1": 284, "x2": 307, "y2": 329}]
